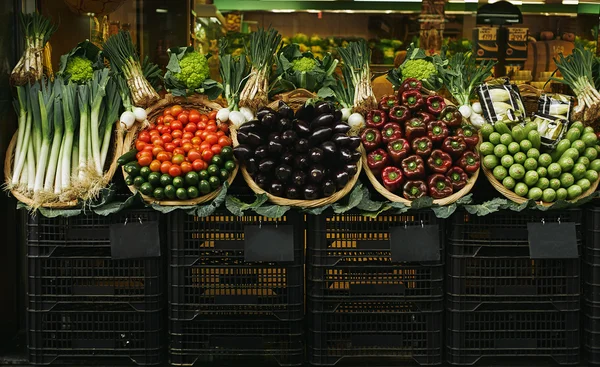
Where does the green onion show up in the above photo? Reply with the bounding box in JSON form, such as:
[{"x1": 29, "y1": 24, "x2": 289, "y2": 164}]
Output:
[
  {"x1": 11, "y1": 85, "x2": 30, "y2": 186},
  {"x1": 60, "y1": 82, "x2": 78, "y2": 190},
  {"x1": 89, "y1": 69, "x2": 110, "y2": 174},
  {"x1": 33, "y1": 78, "x2": 55, "y2": 194},
  {"x1": 337, "y1": 40, "x2": 377, "y2": 114},
  {"x1": 44, "y1": 79, "x2": 64, "y2": 191},
  {"x1": 77, "y1": 84, "x2": 90, "y2": 180},
  {"x1": 100, "y1": 78, "x2": 122, "y2": 168},
  {"x1": 219, "y1": 38, "x2": 250, "y2": 111}
]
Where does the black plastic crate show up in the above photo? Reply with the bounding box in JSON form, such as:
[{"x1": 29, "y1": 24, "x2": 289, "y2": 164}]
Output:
[
  {"x1": 446, "y1": 307, "x2": 580, "y2": 366},
  {"x1": 584, "y1": 299, "x2": 600, "y2": 365},
  {"x1": 307, "y1": 211, "x2": 444, "y2": 302},
  {"x1": 26, "y1": 210, "x2": 164, "y2": 312},
  {"x1": 27, "y1": 303, "x2": 163, "y2": 365},
  {"x1": 308, "y1": 298, "x2": 443, "y2": 366},
  {"x1": 447, "y1": 210, "x2": 581, "y2": 311}
]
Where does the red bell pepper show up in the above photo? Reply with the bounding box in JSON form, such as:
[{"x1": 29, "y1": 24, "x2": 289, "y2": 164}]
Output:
[
  {"x1": 400, "y1": 78, "x2": 422, "y2": 93},
  {"x1": 411, "y1": 136, "x2": 433, "y2": 158},
  {"x1": 442, "y1": 136, "x2": 467, "y2": 159},
  {"x1": 403, "y1": 180, "x2": 427, "y2": 200},
  {"x1": 361, "y1": 128, "x2": 382, "y2": 152},
  {"x1": 387, "y1": 138, "x2": 410, "y2": 165},
  {"x1": 388, "y1": 105, "x2": 411, "y2": 123},
  {"x1": 446, "y1": 167, "x2": 468, "y2": 191},
  {"x1": 381, "y1": 166, "x2": 404, "y2": 193},
  {"x1": 381, "y1": 122, "x2": 403, "y2": 144},
  {"x1": 457, "y1": 150, "x2": 481, "y2": 174},
  {"x1": 426, "y1": 95, "x2": 446, "y2": 116},
  {"x1": 405, "y1": 118, "x2": 427, "y2": 142},
  {"x1": 401, "y1": 155, "x2": 426, "y2": 179},
  {"x1": 366, "y1": 110, "x2": 387, "y2": 128},
  {"x1": 427, "y1": 149, "x2": 453, "y2": 174},
  {"x1": 457, "y1": 125, "x2": 479, "y2": 148},
  {"x1": 413, "y1": 111, "x2": 435, "y2": 124},
  {"x1": 367, "y1": 148, "x2": 389, "y2": 176},
  {"x1": 401, "y1": 89, "x2": 424, "y2": 111},
  {"x1": 427, "y1": 120, "x2": 449, "y2": 144},
  {"x1": 379, "y1": 95, "x2": 399, "y2": 112},
  {"x1": 428, "y1": 174, "x2": 453, "y2": 199},
  {"x1": 440, "y1": 105, "x2": 462, "y2": 127}
]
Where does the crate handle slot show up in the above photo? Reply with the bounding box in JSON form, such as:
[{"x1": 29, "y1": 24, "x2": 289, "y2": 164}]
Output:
[
  {"x1": 474, "y1": 245, "x2": 530, "y2": 257},
  {"x1": 349, "y1": 283, "x2": 406, "y2": 295}
]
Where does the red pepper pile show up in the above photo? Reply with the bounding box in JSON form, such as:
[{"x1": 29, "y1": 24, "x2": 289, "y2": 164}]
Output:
[{"x1": 361, "y1": 79, "x2": 480, "y2": 200}]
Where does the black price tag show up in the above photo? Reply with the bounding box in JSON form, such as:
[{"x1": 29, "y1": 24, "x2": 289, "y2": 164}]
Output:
[
  {"x1": 389, "y1": 224, "x2": 440, "y2": 262},
  {"x1": 110, "y1": 219, "x2": 161, "y2": 259},
  {"x1": 244, "y1": 225, "x2": 294, "y2": 262},
  {"x1": 527, "y1": 221, "x2": 578, "y2": 259}
]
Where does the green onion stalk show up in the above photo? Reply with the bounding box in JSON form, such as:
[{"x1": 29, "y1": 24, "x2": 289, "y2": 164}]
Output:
[
  {"x1": 337, "y1": 40, "x2": 377, "y2": 115},
  {"x1": 11, "y1": 85, "x2": 31, "y2": 186},
  {"x1": 33, "y1": 78, "x2": 55, "y2": 194},
  {"x1": 77, "y1": 84, "x2": 90, "y2": 180},
  {"x1": 100, "y1": 78, "x2": 122, "y2": 168},
  {"x1": 88, "y1": 69, "x2": 110, "y2": 174},
  {"x1": 10, "y1": 12, "x2": 58, "y2": 86},
  {"x1": 103, "y1": 31, "x2": 159, "y2": 107},
  {"x1": 60, "y1": 82, "x2": 78, "y2": 190},
  {"x1": 239, "y1": 28, "x2": 281, "y2": 111},
  {"x1": 43, "y1": 78, "x2": 64, "y2": 192},
  {"x1": 219, "y1": 38, "x2": 250, "y2": 111}
]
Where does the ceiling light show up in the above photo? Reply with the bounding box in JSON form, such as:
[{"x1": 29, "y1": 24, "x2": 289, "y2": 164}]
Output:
[
  {"x1": 355, "y1": 0, "x2": 422, "y2": 2},
  {"x1": 155, "y1": 8, "x2": 168, "y2": 13},
  {"x1": 488, "y1": 0, "x2": 522, "y2": 4},
  {"x1": 271, "y1": 9, "x2": 295, "y2": 12},
  {"x1": 307, "y1": 9, "x2": 320, "y2": 13}
]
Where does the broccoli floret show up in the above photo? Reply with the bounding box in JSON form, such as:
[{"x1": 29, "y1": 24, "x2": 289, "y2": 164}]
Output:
[
  {"x1": 292, "y1": 57, "x2": 317, "y2": 72},
  {"x1": 66, "y1": 56, "x2": 93, "y2": 83},
  {"x1": 175, "y1": 52, "x2": 210, "y2": 90},
  {"x1": 400, "y1": 59, "x2": 437, "y2": 81}
]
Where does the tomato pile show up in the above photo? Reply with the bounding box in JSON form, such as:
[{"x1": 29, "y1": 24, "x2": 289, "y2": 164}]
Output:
[{"x1": 120, "y1": 105, "x2": 236, "y2": 200}]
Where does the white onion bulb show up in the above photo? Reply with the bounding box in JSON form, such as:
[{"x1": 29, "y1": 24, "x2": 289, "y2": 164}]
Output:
[
  {"x1": 216, "y1": 108, "x2": 230, "y2": 123},
  {"x1": 471, "y1": 102, "x2": 483, "y2": 115},
  {"x1": 239, "y1": 107, "x2": 255, "y2": 122},
  {"x1": 348, "y1": 113, "x2": 366, "y2": 130},
  {"x1": 229, "y1": 111, "x2": 246, "y2": 128},
  {"x1": 459, "y1": 104, "x2": 473, "y2": 119},
  {"x1": 133, "y1": 107, "x2": 147, "y2": 122},
  {"x1": 341, "y1": 108, "x2": 352, "y2": 122},
  {"x1": 120, "y1": 111, "x2": 136, "y2": 129}
]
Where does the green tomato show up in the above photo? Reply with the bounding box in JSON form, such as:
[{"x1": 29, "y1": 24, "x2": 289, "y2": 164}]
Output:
[
  {"x1": 538, "y1": 153, "x2": 552, "y2": 168},
  {"x1": 549, "y1": 178, "x2": 562, "y2": 191},
  {"x1": 542, "y1": 188, "x2": 557, "y2": 203},
  {"x1": 524, "y1": 158, "x2": 538, "y2": 171},
  {"x1": 535, "y1": 177, "x2": 550, "y2": 190},
  {"x1": 571, "y1": 163, "x2": 587, "y2": 181},
  {"x1": 514, "y1": 182, "x2": 529, "y2": 197},
  {"x1": 500, "y1": 133, "x2": 513, "y2": 146},
  {"x1": 590, "y1": 159, "x2": 600, "y2": 172},
  {"x1": 527, "y1": 148, "x2": 540, "y2": 160},
  {"x1": 536, "y1": 166, "x2": 548, "y2": 178},
  {"x1": 514, "y1": 152, "x2": 527, "y2": 165},
  {"x1": 493, "y1": 166, "x2": 508, "y2": 181},
  {"x1": 501, "y1": 155, "x2": 514, "y2": 169},
  {"x1": 508, "y1": 142, "x2": 521, "y2": 155},
  {"x1": 527, "y1": 187, "x2": 543, "y2": 200},
  {"x1": 584, "y1": 147, "x2": 598, "y2": 162},
  {"x1": 567, "y1": 185, "x2": 583, "y2": 199},
  {"x1": 585, "y1": 170, "x2": 599, "y2": 183},
  {"x1": 556, "y1": 188, "x2": 568, "y2": 201},
  {"x1": 502, "y1": 176, "x2": 516, "y2": 190},
  {"x1": 547, "y1": 163, "x2": 562, "y2": 178},
  {"x1": 560, "y1": 172, "x2": 575, "y2": 188},
  {"x1": 479, "y1": 142, "x2": 495, "y2": 156},
  {"x1": 494, "y1": 144, "x2": 508, "y2": 158},
  {"x1": 524, "y1": 171, "x2": 539, "y2": 186},
  {"x1": 489, "y1": 132, "x2": 501, "y2": 145},
  {"x1": 509, "y1": 164, "x2": 526, "y2": 180},
  {"x1": 571, "y1": 140, "x2": 587, "y2": 154},
  {"x1": 577, "y1": 178, "x2": 591, "y2": 192},
  {"x1": 520, "y1": 139, "x2": 533, "y2": 152},
  {"x1": 577, "y1": 156, "x2": 590, "y2": 169},
  {"x1": 483, "y1": 155, "x2": 499, "y2": 170}
]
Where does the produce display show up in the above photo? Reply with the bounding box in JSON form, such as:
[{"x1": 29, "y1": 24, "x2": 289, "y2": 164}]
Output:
[
  {"x1": 232, "y1": 101, "x2": 361, "y2": 201},
  {"x1": 120, "y1": 106, "x2": 235, "y2": 201},
  {"x1": 361, "y1": 79, "x2": 479, "y2": 201},
  {"x1": 480, "y1": 120, "x2": 600, "y2": 202}
]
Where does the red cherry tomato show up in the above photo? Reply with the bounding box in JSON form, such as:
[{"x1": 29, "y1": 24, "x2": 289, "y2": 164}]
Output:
[
  {"x1": 197, "y1": 122, "x2": 207, "y2": 131},
  {"x1": 171, "y1": 105, "x2": 183, "y2": 117},
  {"x1": 172, "y1": 154, "x2": 185, "y2": 165},
  {"x1": 164, "y1": 115, "x2": 175, "y2": 124},
  {"x1": 171, "y1": 121, "x2": 183, "y2": 131},
  {"x1": 218, "y1": 136, "x2": 232, "y2": 147},
  {"x1": 205, "y1": 134, "x2": 218, "y2": 145},
  {"x1": 216, "y1": 131, "x2": 225, "y2": 138},
  {"x1": 200, "y1": 142, "x2": 211, "y2": 152},
  {"x1": 152, "y1": 146, "x2": 163, "y2": 156},
  {"x1": 172, "y1": 138, "x2": 182, "y2": 147},
  {"x1": 182, "y1": 131, "x2": 194, "y2": 140},
  {"x1": 201, "y1": 115, "x2": 209, "y2": 123},
  {"x1": 195, "y1": 130, "x2": 203, "y2": 138},
  {"x1": 182, "y1": 143, "x2": 193, "y2": 153},
  {"x1": 149, "y1": 160, "x2": 161, "y2": 172},
  {"x1": 143, "y1": 145, "x2": 154, "y2": 153},
  {"x1": 163, "y1": 108, "x2": 172, "y2": 116},
  {"x1": 168, "y1": 165, "x2": 182, "y2": 177},
  {"x1": 218, "y1": 123, "x2": 229, "y2": 133},
  {"x1": 178, "y1": 113, "x2": 188, "y2": 124},
  {"x1": 206, "y1": 124, "x2": 217, "y2": 133},
  {"x1": 184, "y1": 123, "x2": 197, "y2": 133},
  {"x1": 138, "y1": 131, "x2": 151, "y2": 143},
  {"x1": 211, "y1": 144, "x2": 222, "y2": 155},
  {"x1": 156, "y1": 151, "x2": 171, "y2": 162},
  {"x1": 173, "y1": 147, "x2": 185, "y2": 156},
  {"x1": 164, "y1": 143, "x2": 176, "y2": 152},
  {"x1": 162, "y1": 134, "x2": 173, "y2": 144},
  {"x1": 191, "y1": 137, "x2": 202, "y2": 146},
  {"x1": 160, "y1": 161, "x2": 172, "y2": 174},
  {"x1": 192, "y1": 159, "x2": 206, "y2": 171},
  {"x1": 200, "y1": 131, "x2": 210, "y2": 141},
  {"x1": 153, "y1": 139, "x2": 164, "y2": 147},
  {"x1": 135, "y1": 140, "x2": 146, "y2": 151},
  {"x1": 209, "y1": 110, "x2": 218, "y2": 120},
  {"x1": 147, "y1": 123, "x2": 157, "y2": 130},
  {"x1": 201, "y1": 149, "x2": 214, "y2": 162},
  {"x1": 157, "y1": 116, "x2": 164, "y2": 125},
  {"x1": 188, "y1": 150, "x2": 202, "y2": 162},
  {"x1": 181, "y1": 161, "x2": 193, "y2": 174},
  {"x1": 172, "y1": 130, "x2": 183, "y2": 139},
  {"x1": 189, "y1": 111, "x2": 201, "y2": 123},
  {"x1": 138, "y1": 155, "x2": 152, "y2": 167}
]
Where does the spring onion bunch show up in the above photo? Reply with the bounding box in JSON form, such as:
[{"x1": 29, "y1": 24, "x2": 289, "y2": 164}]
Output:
[
  {"x1": 11, "y1": 12, "x2": 58, "y2": 86},
  {"x1": 337, "y1": 39, "x2": 377, "y2": 115}
]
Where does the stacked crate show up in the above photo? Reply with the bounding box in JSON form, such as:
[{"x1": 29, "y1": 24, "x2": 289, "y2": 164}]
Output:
[
  {"x1": 167, "y1": 210, "x2": 304, "y2": 366},
  {"x1": 26, "y1": 210, "x2": 165, "y2": 365},
  {"x1": 446, "y1": 210, "x2": 582, "y2": 366},
  {"x1": 585, "y1": 207, "x2": 600, "y2": 365},
  {"x1": 307, "y1": 211, "x2": 444, "y2": 366}
]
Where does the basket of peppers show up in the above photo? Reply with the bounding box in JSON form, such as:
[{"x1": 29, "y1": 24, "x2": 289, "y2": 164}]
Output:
[{"x1": 360, "y1": 78, "x2": 480, "y2": 206}]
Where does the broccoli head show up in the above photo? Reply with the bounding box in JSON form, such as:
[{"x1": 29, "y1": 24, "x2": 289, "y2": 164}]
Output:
[
  {"x1": 292, "y1": 57, "x2": 317, "y2": 72},
  {"x1": 175, "y1": 52, "x2": 210, "y2": 90},
  {"x1": 400, "y1": 59, "x2": 436, "y2": 81},
  {"x1": 66, "y1": 56, "x2": 93, "y2": 83}
]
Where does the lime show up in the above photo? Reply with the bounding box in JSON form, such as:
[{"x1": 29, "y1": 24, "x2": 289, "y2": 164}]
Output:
[
  {"x1": 542, "y1": 188, "x2": 557, "y2": 203},
  {"x1": 582, "y1": 132, "x2": 598, "y2": 147},
  {"x1": 509, "y1": 164, "x2": 526, "y2": 180},
  {"x1": 198, "y1": 180, "x2": 211, "y2": 194},
  {"x1": 572, "y1": 163, "x2": 587, "y2": 181},
  {"x1": 493, "y1": 166, "x2": 508, "y2": 181},
  {"x1": 153, "y1": 187, "x2": 165, "y2": 200},
  {"x1": 584, "y1": 126, "x2": 596, "y2": 135},
  {"x1": 527, "y1": 148, "x2": 540, "y2": 160},
  {"x1": 536, "y1": 167, "x2": 548, "y2": 178},
  {"x1": 140, "y1": 166, "x2": 151, "y2": 178},
  {"x1": 572, "y1": 140, "x2": 587, "y2": 154},
  {"x1": 558, "y1": 157, "x2": 575, "y2": 172},
  {"x1": 538, "y1": 153, "x2": 552, "y2": 168},
  {"x1": 494, "y1": 144, "x2": 508, "y2": 158},
  {"x1": 160, "y1": 174, "x2": 172, "y2": 187},
  {"x1": 500, "y1": 133, "x2": 513, "y2": 146},
  {"x1": 585, "y1": 170, "x2": 599, "y2": 183},
  {"x1": 176, "y1": 187, "x2": 188, "y2": 200},
  {"x1": 590, "y1": 159, "x2": 600, "y2": 172},
  {"x1": 164, "y1": 185, "x2": 177, "y2": 199},
  {"x1": 514, "y1": 182, "x2": 529, "y2": 197},
  {"x1": 567, "y1": 185, "x2": 583, "y2": 199},
  {"x1": 479, "y1": 142, "x2": 495, "y2": 156},
  {"x1": 520, "y1": 139, "x2": 533, "y2": 152},
  {"x1": 528, "y1": 187, "x2": 543, "y2": 200},
  {"x1": 584, "y1": 147, "x2": 598, "y2": 162},
  {"x1": 502, "y1": 176, "x2": 516, "y2": 190},
  {"x1": 219, "y1": 168, "x2": 230, "y2": 182},
  {"x1": 481, "y1": 124, "x2": 495, "y2": 141},
  {"x1": 577, "y1": 178, "x2": 591, "y2": 192},
  {"x1": 560, "y1": 172, "x2": 575, "y2": 188},
  {"x1": 548, "y1": 163, "x2": 562, "y2": 178},
  {"x1": 185, "y1": 171, "x2": 200, "y2": 186},
  {"x1": 549, "y1": 178, "x2": 562, "y2": 191},
  {"x1": 187, "y1": 186, "x2": 200, "y2": 199},
  {"x1": 173, "y1": 176, "x2": 185, "y2": 188},
  {"x1": 140, "y1": 182, "x2": 153, "y2": 196},
  {"x1": 556, "y1": 188, "x2": 568, "y2": 201},
  {"x1": 514, "y1": 152, "x2": 527, "y2": 165},
  {"x1": 501, "y1": 155, "x2": 514, "y2": 169},
  {"x1": 508, "y1": 142, "x2": 521, "y2": 155},
  {"x1": 524, "y1": 171, "x2": 539, "y2": 186},
  {"x1": 524, "y1": 158, "x2": 538, "y2": 171},
  {"x1": 489, "y1": 132, "x2": 501, "y2": 145},
  {"x1": 133, "y1": 175, "x2": 145, "y2": 189},
  {"x1": 577, "y1": 156, "x2": 590, "y2": 168},
  {"x1": 535, "y1": 177, "x2": 550, "y2": 190},
  {"x1": 224, "y1": 160, "x2": 236, "y2": 173},
  {"x1": 483, "y1": 155, "x2": 499, "y2": 170},
  {"x1": 148, "y1": 172, "x2": 161, "y2": 186},
  {"x1": 208, "y1": 176, "x2": 221, "y2": 189},
  {"x1": 199, "y1": 170, "x2": 210, "y2": 180}
]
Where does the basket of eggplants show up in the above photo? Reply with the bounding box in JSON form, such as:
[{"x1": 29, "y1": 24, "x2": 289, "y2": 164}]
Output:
[{"x1": 231, "y1": 101, "x2": 362, "y2": 208}]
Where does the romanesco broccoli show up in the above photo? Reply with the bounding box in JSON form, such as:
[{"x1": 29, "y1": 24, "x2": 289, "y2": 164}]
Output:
[
  {"x1": 292, "y1": 57, "x2": 317, "y2": 72},
  {"x1": 66, "y1": 56, "x2": 93, "y2": 83},
  {"x1": 175, "y1": 52, "x2": 210, "y2": 89},
  {"x1": 401, "y1": 59, "x2": 436, "y2": 81}
]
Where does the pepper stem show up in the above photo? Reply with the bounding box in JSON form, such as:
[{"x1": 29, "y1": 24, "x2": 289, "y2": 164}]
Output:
[
  {"x1": 437, "y1": 181, "x2": 446, "y2": 190},
  {"x1": 388, "y1": 171, "x2": 398, "y2": 180}
]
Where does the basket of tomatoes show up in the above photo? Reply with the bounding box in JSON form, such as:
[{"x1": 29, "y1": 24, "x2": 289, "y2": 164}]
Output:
[{"x1": 119, "y1": 94, "x2": 237, "y2": 205}]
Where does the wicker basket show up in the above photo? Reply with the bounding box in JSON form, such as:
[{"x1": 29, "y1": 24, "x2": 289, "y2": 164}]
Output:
[
  {"x1": 268, "y1": 88, "x2": 317, "y2": 110},
  {"x1": 122, "y1": 94, "x2": 237, "y2": 205},
  {"x1": 4, "y1": 127, "x2": 124, "y2": 209}
]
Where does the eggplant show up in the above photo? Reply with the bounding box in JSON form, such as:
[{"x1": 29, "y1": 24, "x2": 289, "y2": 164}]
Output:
[
  {"x1": 294, "y1": 155, "x2": 309, "y2": 170},
  {"x1": 268, "y1": 132, "x2": 281, "y2": 144},
  {"x1": 310, "y1": 114, "x2": 334, "y2": 130},
  {"x1": 286, "y1": 186, "x2": 300, "y2": 199},
  {"x1": 255, "y1": 145, "x2": 269, "y2": 160},
  {"x1": 331, "y1": 133, "x2": 350, "y2": 147},
  {"x1": 309, "y1": 127, "x2": 333, "y2": 147},
  {"x1": 246, "y1": 132, "x2": 263, "y2": 147},
  {"x1": 339, "y1": 149, "x2": 353, "y2": 163},
  {"x1": 257, "y1": 108, "x2": 275, "y2": 121},
  {"x1": 303, "y1": 184, "x2": 320, "y2": 200},
  {"x1": 254, "y1": 174, "x2": 270, "y2": 190},
  {"x1": 333, "y1": 123, "x2": 351, "y2": 135},
  {"x1": 295, "y1": 104, "x2": 316, "y2": 122},
  {"x1": 309, "y1": 165, "x2": 325, "y2": 183},
  {"x1": 309, "y1": 147, "x2": 324, "y2": 163},
  {"x1": 281, "y1": 130, "x2": 297, "y2": 146},
  {"x1": 334, "y1": 170, "x2": 350, "y2": 189},
  {"x1": 320, "y1": 141, "x2": 337, "y2": 159},
  {"x1": 350, "y1": 150, "x2": 362, "y2": 163},
  {"x1": 268, "y1": 140, "x2": 283, "y2": 155},
  {"x1": 345, "y1": 164, "x2": 358, "y2": 177},
  {"x1": 261, "y1": 112, "x2": 278, "y2": 128},
  {"x1": 295, "y1": 138, "x2": 309, "y2": 153},
  {"x1": 278, "y1": 103, "x2": 294, "y2": 120},
  {"x1": 239, "y1": 121, "x2": 259, "y2": 135},
  {"x1": 294, "y1": 120, "x2": 311, "y2": 137},
  {"x1": 347, "y1": 136, "x2": 361, "y2": 150},
  {"x1": 281, "y1": 152, "x2": 294, "y2": 166},
  {"x1": 322, "y1": 179, "x2": 336, "y2": 197},
  {"x1": 292, "y1": 171, "x2": 307, "y2": 186},
  {"x1": 333, "y1": 109, "x2": 342, "y2": 122},
  {"x1": 258, "y1": 159, "x2": 276, "y2": 173},
  {"x1": 233, "y1": 145, "x2": 253, "y2": 162},
  {"x1": 246, "y1": 158, "x2": 259, "y2": 175},
  {"x1": 275, "y1": 164, "x2": 292, "y2": 181},
  {"x1": 269, "y1": 181, "x2": 285, "y2": 197},
  {"x1": 315, "y1": 101, "x2": 333, "y2": 115},
  {"x1": 278, "y1": 118, "x2": 293, "y2": 132},
  {"x1": 236, "y1": 131, "x2": 249, "y2": 144}
]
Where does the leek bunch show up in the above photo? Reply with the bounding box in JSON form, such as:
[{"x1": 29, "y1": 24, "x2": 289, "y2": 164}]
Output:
[{"x1": 337, "y1": 39, "x2": 377, "y2": 115}]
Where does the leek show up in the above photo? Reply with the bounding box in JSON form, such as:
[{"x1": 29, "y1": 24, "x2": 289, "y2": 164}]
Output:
[
  {"x1": 33, "y1": 78, "x2": 54, "y2": 193},
  {"x1": 337, "y1": 40, "x2": 377, "y2": 114},
  {"x1": 89, "y1": 69, "x2": 110, "y2": 174},
  {"x1": 77, "y1": 84, "x2": 89, "y2": 179},
  {"x1": 44, "y1": 79, "x2": 63, "y2": 191},
  {"x1": 100, "y1": 78, "x2": 121, "y2": 168},
  {"x1": 60, "y1": 82, "x2": 77, "y2": 189},
  {"x1": 11, "y1": 85, "x2": 30, "y2": 185}
]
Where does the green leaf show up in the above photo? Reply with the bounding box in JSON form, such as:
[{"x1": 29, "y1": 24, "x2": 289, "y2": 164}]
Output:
[
  {"x1": 388, "y1": 201, "x2": 410, "y2": 214},
  {"x1": 464, "y1": 197, "x2": 507, "y2": 216},
  {"x1": 503, "y1": 199, "x2": 533, "y2": 212},
  {"x1": 16, "y1": 201, "x2": 31, "y2": 211},
  {"x1": 361, "y1": 204, "x2": 392, "y2": 218},
  {"x1": 356, "y1": 186, "x2": 384, "y2": 212},
  {"x1": 410, "y1": 196, "x2": 434, "y2": 210},
  {"x1": 456, "y1": 194, "x2": 474, "y2": 205},
  {"x1": 432, "y1": 203, "x2": 457, "y2": 218},
  {"x1": 38, "y1": 207, "x2": 83, "y2": 218},
  {"x1": 303, "y1": 205, "x2": 331, "y2": 215},
  {"x1": 88, "y1": 187, "x2": 116, "y2": 208},
  {"x1": 151, "y1": 204, "x2": 196, "y2": 214},
  {"x1": 195, "y1": 181, "x2": 229, "y2": 217},
  {"x1": 254, "y1": 204, "x2": 290, "y2": 218},
  {"x1": 317, "y1": 87, "x2": 335, "y2": 99},
  {"x1": 93, "y1": 193, "x2": 143, "y2": 216},
  {"x1": 225, "y1": 194, "x2": 269, "y2": 216},
  {"x1": 332, "y1": 182, "x2": 364, "y2": 213},
  {"x1": 200, "y1": 79, "x2": 224, "y2": 100},
  {"x1": 166, "y1": 53, "x2": 182, "y2": 73}
]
